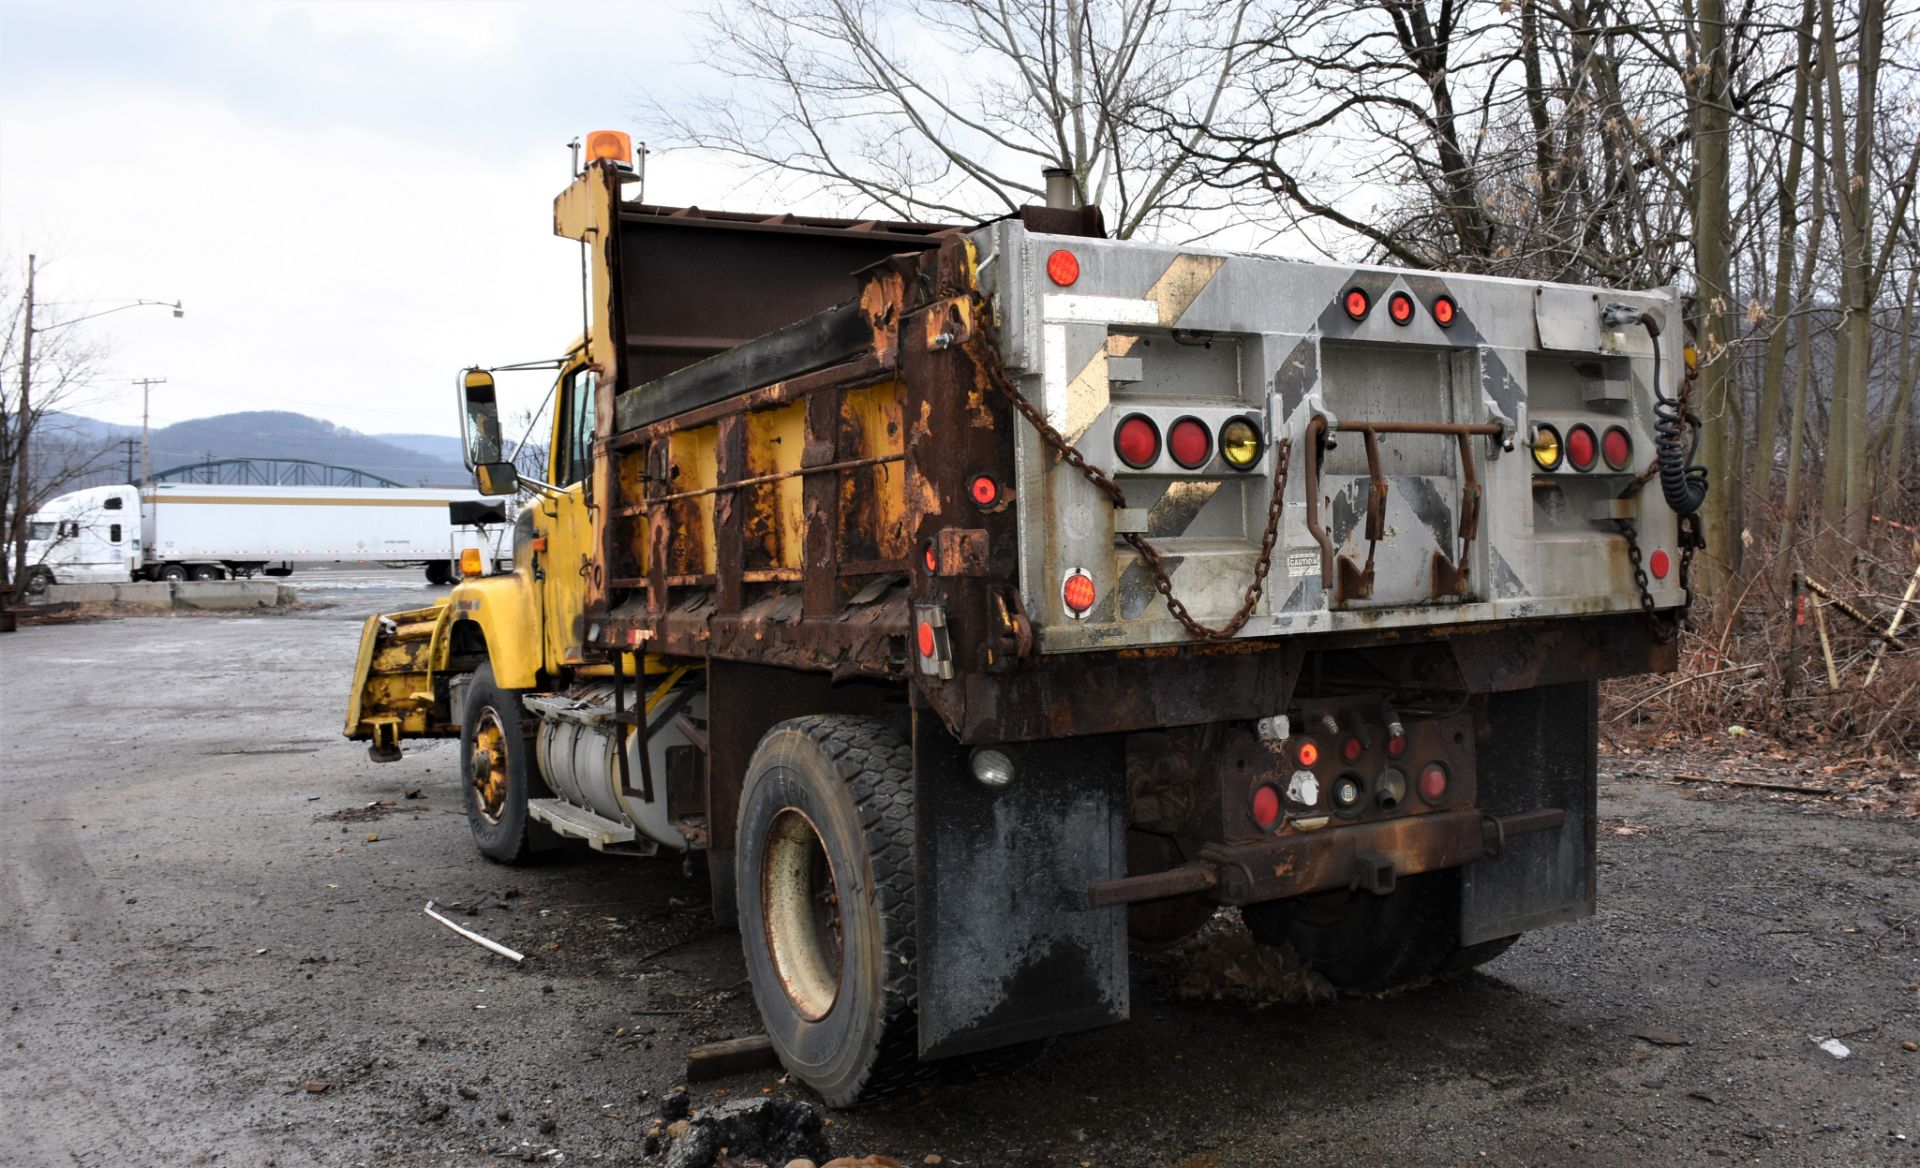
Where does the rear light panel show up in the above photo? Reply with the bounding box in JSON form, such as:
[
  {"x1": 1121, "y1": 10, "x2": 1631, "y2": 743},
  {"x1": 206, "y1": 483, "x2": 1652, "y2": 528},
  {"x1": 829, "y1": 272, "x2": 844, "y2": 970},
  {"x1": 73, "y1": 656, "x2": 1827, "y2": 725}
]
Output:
[
  {"x1": 1265, "y1": 705, "x2": 1475, "y2": 831},
  {"x1": 1098, "y1": 407, "x2": 1264, "y2": 475},
  {"x1": 1533, "y1": 418, "x2": 1641, "y2": 475}
]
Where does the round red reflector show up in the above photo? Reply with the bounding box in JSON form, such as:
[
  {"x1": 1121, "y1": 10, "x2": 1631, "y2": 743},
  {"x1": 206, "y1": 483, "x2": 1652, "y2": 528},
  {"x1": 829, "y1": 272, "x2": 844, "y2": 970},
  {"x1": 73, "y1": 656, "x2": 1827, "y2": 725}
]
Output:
[
  {"x1": 1251, "y1": 784, "x2": 1281, "y2": 828},
  {"x1": 1565, "y1": 424, "x2": 1598, "y2": 471},
  {"x1": 1650, "y1": 549, "x2": 1671, "y2": 579},
  {"x1": 1418, "y1": 764, "x2": 1448, "y2": 803},
  {"x1": 916, "y1": 621, "x2": 936, "y2": 658},
  {"x1": 1062, "y1": 571, "x2": 1096, "y2": 613},
  {"x1": 1046, "y1": 249, "x2": 1080, "y2": 286},
  {"x1": 923, "y1": 542, "x2": 939, "y2": 573},
  {"x1": 1387, "y1": 733, "x2": 1407, "y2": 759},
  {"x1": 1343, "y1": 288, "x2": 1370, "y2": 320},
  {"x1": 1602, "y1": 426, "x2": 1632, "y2": 471},
  {"x1": 969, "y1": 474, "x2": 999, "y2": 506},
  {"x1": 1296, "y1": 740, "x2": 1320, "y2": 768},
  {"x1": 1115, "y1": 414, "x2": 1160, "y2": 469},
  {"x1": 1432, "y1": 296, "x2": 1457, "y2": 327},
  {"x1": 1168, "y1": 417, "x2": 1212, "y2": 469},
  {"x1": 1341, "y1": 736, "x2": 1363, "y2": 763},
  {"x1": 1388, "y1": 292, "x2": 1415, "y2": 325}
]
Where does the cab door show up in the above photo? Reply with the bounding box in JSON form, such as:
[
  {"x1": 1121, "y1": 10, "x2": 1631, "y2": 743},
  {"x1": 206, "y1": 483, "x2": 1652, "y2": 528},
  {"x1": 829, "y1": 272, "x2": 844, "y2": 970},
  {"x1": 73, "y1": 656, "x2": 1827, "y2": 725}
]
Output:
[{"x1": 539, "y1": 362, "x2": 598, "y2": 669}]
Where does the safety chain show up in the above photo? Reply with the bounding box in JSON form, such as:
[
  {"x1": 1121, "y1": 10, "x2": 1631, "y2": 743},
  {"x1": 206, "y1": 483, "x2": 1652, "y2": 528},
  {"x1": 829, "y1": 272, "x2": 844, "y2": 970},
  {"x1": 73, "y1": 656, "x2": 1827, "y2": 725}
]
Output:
[
  {"x1": 967, "y1": 313, "x2": 1292, "y2": 641},
  {"x1": 1612, "y1": 516, "x2": 1673, "y2": 642}
]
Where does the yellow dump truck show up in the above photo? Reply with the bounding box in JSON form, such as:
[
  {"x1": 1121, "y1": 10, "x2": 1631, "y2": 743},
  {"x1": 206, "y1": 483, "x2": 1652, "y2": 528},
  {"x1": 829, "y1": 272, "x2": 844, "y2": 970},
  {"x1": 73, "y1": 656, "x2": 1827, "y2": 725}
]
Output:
[{"x1": 347, "y1": 133, "x2": 1705, "y2": 1104}]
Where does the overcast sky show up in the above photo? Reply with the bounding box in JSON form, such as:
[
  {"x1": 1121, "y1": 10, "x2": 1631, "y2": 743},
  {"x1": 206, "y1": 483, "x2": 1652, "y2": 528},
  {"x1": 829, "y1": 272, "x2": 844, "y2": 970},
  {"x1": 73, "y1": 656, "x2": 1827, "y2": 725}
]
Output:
[{"x1": 1, "y1": 0, "x2": 756, "y2": 439}]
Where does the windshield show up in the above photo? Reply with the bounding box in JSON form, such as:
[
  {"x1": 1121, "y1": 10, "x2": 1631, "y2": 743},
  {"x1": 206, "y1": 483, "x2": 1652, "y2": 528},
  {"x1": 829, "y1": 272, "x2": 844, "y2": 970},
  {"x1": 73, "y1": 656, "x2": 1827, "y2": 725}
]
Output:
[{"x1": 29, "y1": 521, "x2": 53, "y2": 541}]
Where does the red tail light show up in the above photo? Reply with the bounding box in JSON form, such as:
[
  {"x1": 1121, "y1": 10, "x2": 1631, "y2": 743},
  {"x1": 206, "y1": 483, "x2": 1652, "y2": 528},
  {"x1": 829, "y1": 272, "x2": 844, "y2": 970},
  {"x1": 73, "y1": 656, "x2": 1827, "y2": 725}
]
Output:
[
  {"x1": 1650, "y1": 549, "x2": 1671, "y2": 579},
  {"x1": 1432, "y1": 295, "x2": 1457, "y2": 327},
  {"x1": 1602, "y1": 426, "x2": 1632, "y2": 471},
  {"x1": 1168, "y1": 417, "x2": 1212, "y2": 469},
  {"x1": 1062, "y1": 570, "x2": 1097, "y2": 615},
  {"x1": 1343, "y1": 288, "x2": 1370, "y2": 321},
  {"x1": 1046, "y1": 249, "x2": 1080, "y2": 286},
  {"x1": 1251, "y1": 784, "x2": 1281, "y2": 828},
  {"x1": 1386, "y1": 732, "x2": 1407, "y2": 759},
  {"x1": 916, "y1": 621, "x2": 937, "y2": 658},
  {"x1": 1115, "y1": 414, "x2": 1160, "y2": 469},
  {"x1": 922, "y1": 542, "x2": 939, "y2": 574},
  {"x1": 1341, "y1": 736, "x2": 1364, "y2": 763},
  {"x1": 969, "y1": 474, "x2": 1000, "y2": 506},
  {"x1": 1295, "y1": 740, "x2": 1320, "y2": 768},
  {"x1": 1418, "y1": 762, "x2": 1449, "y2": 804},
  {"x1": 1387, "y1": 291, "x2": 1415, "y2": 325},
  {"x1": 1566, "y1": 424, "x2": 1598, "y2": 471}
]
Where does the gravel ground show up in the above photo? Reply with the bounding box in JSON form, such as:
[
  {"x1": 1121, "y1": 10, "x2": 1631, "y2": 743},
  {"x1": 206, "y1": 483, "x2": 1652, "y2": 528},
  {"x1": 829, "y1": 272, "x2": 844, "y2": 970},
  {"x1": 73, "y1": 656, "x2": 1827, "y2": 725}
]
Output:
[{"x1": 2, "y1": 568, "x2": 1915, "y2": 1167}]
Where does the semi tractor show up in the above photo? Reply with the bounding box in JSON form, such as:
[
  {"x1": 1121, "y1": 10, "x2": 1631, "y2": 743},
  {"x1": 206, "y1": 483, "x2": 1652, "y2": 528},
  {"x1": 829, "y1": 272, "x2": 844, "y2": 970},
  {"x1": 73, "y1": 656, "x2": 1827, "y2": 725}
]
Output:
[
  {"x1": 23, "y1": 481, "x2": 511, "y2": 590},
  {"x1": 345, "y1": 133, "x2": 1705, "y2": 1105}
]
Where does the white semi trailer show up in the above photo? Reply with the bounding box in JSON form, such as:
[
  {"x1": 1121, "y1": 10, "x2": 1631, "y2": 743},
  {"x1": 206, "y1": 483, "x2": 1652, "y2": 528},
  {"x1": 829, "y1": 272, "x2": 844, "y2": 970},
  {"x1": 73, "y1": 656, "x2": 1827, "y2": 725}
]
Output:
[{"x1": 21, "y1": 482, "x2": 511, "y2": 591}]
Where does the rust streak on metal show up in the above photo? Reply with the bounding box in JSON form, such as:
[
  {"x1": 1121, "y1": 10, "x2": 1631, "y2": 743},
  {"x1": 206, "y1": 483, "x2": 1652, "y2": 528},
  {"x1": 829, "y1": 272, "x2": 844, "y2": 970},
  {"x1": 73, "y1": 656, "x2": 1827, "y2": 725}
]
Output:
[{"x1": 617, "y1": 453, "x2": 904, "y2": 513}]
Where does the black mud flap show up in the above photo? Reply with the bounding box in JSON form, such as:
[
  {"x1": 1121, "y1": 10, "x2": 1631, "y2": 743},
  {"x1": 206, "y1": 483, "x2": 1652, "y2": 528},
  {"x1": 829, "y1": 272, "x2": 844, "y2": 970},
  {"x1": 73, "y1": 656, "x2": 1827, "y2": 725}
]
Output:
[
  {"x1": 1460, "y1": 681, "x2": 1598, "y2": 945},
  {"x1": 912, "y1": 714, "x2": 1128, "y2": 1060}
]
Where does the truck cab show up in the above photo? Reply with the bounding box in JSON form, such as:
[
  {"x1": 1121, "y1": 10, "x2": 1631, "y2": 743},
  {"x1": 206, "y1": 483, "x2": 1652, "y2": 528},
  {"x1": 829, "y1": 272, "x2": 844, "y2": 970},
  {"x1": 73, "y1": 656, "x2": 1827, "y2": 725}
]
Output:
[{"x1": 22, "y1": 484, "x2": 140, "y2": 591}]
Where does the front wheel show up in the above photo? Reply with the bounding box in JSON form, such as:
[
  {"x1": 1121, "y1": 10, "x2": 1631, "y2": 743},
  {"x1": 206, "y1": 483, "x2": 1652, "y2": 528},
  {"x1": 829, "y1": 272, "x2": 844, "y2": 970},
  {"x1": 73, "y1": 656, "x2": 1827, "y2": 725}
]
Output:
[
  {"x1": 459, "y1": 664, "x2": 540, "y2": 864},
  {"x1": 736, "y1": 716, "x2": 926, "y2": 1106},
  {"x1": 1243, "y1": 869, "x2": 1517, "y2": 993},
  {"x1": 23, "y1": 567, "x2": 53, "y2": 595}
]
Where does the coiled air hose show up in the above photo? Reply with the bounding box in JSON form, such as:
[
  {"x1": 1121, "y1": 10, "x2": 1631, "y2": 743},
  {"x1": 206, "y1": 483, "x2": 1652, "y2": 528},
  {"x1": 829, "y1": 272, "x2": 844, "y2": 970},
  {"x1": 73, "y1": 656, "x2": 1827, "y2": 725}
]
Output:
[{"x1": 1618, "y1": 308, "x2": 1709, "y2": 516}]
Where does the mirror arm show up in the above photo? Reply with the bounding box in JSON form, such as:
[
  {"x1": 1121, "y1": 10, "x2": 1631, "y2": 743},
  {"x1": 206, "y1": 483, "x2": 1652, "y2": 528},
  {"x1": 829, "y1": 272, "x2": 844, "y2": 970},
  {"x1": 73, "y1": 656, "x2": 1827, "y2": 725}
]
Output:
[{"x1": 517, "y1": 474, "x2": 564, "y2": 499}]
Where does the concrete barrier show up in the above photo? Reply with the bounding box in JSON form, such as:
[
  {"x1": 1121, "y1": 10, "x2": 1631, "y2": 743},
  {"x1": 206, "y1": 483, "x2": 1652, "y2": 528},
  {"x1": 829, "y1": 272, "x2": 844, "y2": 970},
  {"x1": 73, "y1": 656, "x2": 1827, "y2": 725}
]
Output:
[
  {"x1": 41, "y1": 580, "x2": 293, "y2": 612},
  {"x1": 44, "y1": 582, "x2": 175, "y2": 611},
  {"x1": 172, "y1": 581, "x2": 292, "y2": 610}
]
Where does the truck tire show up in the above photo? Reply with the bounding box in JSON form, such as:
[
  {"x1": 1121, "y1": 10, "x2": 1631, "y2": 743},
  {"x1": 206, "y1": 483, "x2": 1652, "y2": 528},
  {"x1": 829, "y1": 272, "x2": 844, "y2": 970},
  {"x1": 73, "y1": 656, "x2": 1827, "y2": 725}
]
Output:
[
  {"x1": 24, "y1": 567, "x2": 53, "y2": 595},
  {"x1": 460, "y1": 664, "x2": 540, "y2": 864},
  {"x1": 1243, "y1": 869, "x2": 1481, "y2": 994},
  {"x1": 736, "y1": 716, "x2": 928, "y2": 1107},
  {"x1": 188, "y1": 565, "x2": 222, "y2": 581},
  {"x1": 425, "y1": 561, "x2": 453, "y2": 586},
  {"x1": 157, "y1": 563, "x2": 187, "y2": 583}
]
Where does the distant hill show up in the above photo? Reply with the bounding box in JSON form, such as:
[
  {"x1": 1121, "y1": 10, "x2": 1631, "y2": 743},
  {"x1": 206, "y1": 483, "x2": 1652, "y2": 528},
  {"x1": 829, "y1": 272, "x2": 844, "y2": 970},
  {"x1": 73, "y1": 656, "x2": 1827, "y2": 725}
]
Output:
[
  {"x1": 41, "y1": 410, "x2": 471, "y2": 490},
  {"x1": 376, "y1": 432, "x2": 468, "y2": 466}
]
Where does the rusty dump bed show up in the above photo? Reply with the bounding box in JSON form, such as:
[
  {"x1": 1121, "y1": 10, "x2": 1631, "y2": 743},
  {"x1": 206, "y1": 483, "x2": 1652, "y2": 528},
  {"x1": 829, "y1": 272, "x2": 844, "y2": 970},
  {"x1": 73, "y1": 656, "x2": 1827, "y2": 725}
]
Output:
[{"x1": 578, "y1": 193, "x2": 1681, "y2": 741}]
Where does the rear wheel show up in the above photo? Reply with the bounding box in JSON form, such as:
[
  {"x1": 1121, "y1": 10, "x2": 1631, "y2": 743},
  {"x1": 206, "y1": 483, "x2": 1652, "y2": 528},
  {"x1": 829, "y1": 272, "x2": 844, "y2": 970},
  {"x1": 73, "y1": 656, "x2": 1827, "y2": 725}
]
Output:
[
  {"x1": 188, "y1": 565, "x2": 222, "y2": 581},
  {"x1": 424, "y1": 561, "x2": 453, "y2": 586},
  {"x1": 460, "y1": 664, "x2": 539, "y2": 864},
  {"x1": 1243, "y1": 869, "x2": 1516, "y2": 993},
  {"x1": 156, "y1": 563, "x2": 187, "y2": 584},
  {"x1": 736, "y1": 716, "x2": 926, "y2": 1106}
]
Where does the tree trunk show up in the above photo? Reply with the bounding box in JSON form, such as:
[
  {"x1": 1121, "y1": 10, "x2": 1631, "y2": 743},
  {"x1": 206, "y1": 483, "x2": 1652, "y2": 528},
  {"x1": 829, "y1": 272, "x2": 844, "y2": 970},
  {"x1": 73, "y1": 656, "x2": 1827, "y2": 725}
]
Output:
[
  {"x1": 1693, "y1": 0, "x2": 1738, "y2": 588},
  {"x1": 1748, "y1": 0, "x2": 1818, "y2": 502}
]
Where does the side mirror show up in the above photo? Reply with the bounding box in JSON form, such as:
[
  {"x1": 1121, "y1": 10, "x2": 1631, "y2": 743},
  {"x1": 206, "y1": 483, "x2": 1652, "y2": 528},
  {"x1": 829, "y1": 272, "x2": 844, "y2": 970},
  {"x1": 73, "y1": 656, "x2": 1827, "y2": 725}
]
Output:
[
  {"x1": 474, "y1": 462, "x2": 520, "y2": 497},
  {"x1": 460, "y1": 368, "x2": 504, "y2": 470}
]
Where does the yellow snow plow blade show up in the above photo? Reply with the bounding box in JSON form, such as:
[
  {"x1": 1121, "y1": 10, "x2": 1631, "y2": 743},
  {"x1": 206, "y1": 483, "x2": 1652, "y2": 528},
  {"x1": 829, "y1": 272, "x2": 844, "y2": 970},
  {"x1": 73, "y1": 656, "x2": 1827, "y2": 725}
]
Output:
[{"x1": 343, "y1": 602, "x2": 458, "y2": 762}]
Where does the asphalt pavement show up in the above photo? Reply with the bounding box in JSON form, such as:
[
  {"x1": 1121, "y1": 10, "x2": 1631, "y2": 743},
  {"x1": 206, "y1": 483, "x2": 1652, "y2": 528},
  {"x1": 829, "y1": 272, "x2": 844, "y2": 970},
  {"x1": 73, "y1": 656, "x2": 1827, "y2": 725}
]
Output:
[{"x1": 1, "y1": 566, "x2": 1914, "y2": 1167}]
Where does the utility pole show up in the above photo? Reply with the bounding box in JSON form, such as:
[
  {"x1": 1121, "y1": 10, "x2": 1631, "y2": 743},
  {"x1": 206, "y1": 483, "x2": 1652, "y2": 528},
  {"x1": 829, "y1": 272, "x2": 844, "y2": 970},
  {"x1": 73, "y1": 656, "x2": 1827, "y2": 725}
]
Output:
[
  {"x1": 133, "y1": 377, "x2": 167, "y2": 490},
  {"x1": 122, "y1": 437, "x2": 137, "y2": 481},
  {"x1": 10, "y1": 255, "x2": 34, "y2": 600}
]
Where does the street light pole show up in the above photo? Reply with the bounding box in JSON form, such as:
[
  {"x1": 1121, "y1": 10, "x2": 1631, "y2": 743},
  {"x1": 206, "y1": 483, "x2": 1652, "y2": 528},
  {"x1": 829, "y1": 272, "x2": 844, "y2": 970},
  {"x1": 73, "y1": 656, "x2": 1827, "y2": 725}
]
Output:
[{"x1": 11, "y1": 256, "x2": 36, "y2": 600}]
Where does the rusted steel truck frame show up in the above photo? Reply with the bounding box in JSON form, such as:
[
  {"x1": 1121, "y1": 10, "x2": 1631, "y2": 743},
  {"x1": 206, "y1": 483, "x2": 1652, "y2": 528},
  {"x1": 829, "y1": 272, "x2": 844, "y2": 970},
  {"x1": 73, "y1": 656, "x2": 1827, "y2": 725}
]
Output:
[{"x1": 346, "y1": 143, "x2": 1703, "y2": 1105}]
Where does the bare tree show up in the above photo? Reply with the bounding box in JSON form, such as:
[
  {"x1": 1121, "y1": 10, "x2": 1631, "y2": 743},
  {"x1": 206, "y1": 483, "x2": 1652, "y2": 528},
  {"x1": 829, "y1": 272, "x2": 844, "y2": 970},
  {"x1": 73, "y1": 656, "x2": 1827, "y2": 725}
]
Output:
[
  {"x1": 641, "y1": 0, "x2": 1261, "y2": 237},
  {"x1": 1, "y1": 257, "x2": 119, "y2": 605}
]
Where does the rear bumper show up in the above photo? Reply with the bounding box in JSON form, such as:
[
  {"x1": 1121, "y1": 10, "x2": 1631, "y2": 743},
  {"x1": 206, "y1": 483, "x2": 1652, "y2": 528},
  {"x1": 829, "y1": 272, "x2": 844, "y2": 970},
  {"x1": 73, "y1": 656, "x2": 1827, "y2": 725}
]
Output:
[{"x1": 1088, "y1": 807, "x2": 1564, "y2": 908}]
